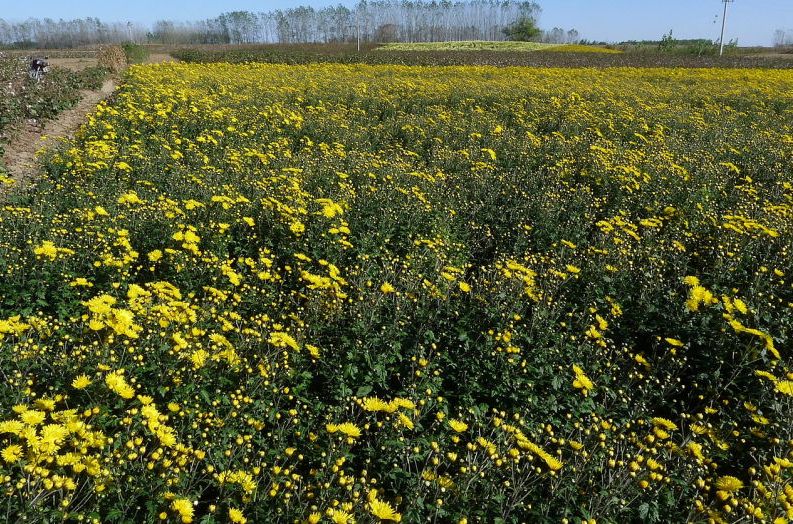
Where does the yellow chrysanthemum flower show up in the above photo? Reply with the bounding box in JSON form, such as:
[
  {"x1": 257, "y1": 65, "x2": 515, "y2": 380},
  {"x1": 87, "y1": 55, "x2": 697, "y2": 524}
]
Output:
[
  {"x1": 34, "y1": 241, "x2": 58, "y2": 260},
  {"x1": 20, "y1": 410, "x2": 46, "y2": 426},
  {"x1": 362, "y1": 397, "x2": 397, "y2": 413},
  {"x1": 326, "y1": 422, "x2": 361, "y2": 438},
  {"x1": 171, "y1": 498, "x2": 194, "y2": 523},
  {"x1": 651, "y1": 417, "x2": 678, "y2": 431},
  {"x1": 390, "y1": 398, "x2": 415, "y2": 410},
  {"x1": 229, "y1": 508, "x2": 247, "y2": 524},
  {"x1": 397, "y1": 413, "x2": 414, "y2": 430},
  {"x1": 572, "y1": 365, "x2": 594, "y2": 395},
  {"x1": 368, "y1": 490, "x2": 402, "y2": 522},
  {"x1": 72, "y1": 375, "x2": 93, "y2": 389},
  {"x1": 1, "y1": 444, "x2": 23, "y2": 463},
  {"x1": 448, "y1": 419, "x2": 468, "y2": 433},
  {"x1": 682, "y1": 275, "x2": 700, "y2": 286},
  {"x1": 715, "y1": 475, "x2": 744, "y2": 493},
  {"x1": 775, "y1": 381, "x2": 793, "y2": 396},
  {"x1": 327, "y1": 508, "x2": 354, "y2": 524}
]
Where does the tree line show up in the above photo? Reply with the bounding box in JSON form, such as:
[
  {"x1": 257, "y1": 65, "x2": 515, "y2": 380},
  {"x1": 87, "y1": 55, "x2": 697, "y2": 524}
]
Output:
[
  {"x1": 0, "y1": 1, "x2": 583, "y2": 48},
  {"x1": 0, "y1": 17, "x2": 147, "y2": 48}
]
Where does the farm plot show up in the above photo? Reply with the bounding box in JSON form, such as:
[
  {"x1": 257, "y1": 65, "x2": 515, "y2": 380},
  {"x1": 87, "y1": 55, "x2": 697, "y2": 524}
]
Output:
[
  {"x1": 0, "y1": 63, "x2": 792, "y2": 523},
  {"x1": 0, "y1": 54, "x2": 108, "y2": 180}
]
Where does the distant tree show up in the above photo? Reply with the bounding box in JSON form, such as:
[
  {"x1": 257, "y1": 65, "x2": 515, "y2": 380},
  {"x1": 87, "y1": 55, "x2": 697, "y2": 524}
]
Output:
[
  {"x1": 547, "y1": 27, "x2": 565, "y2": 44},
  {"x1": 375, "y1": 23, "x2": 398, "y2": 42},
  {"x1": 659, "y1": 29, "x2": 676, "y2": 50},
  {"x1": 774, "y1": 29, "x2": 793, "y2": 47},
  {"x1": 152, "y1": 20, "x2": 176, "y2": 45},
  {"x1": 502, "y1": 16, "x2": 541, "y2": 41}
]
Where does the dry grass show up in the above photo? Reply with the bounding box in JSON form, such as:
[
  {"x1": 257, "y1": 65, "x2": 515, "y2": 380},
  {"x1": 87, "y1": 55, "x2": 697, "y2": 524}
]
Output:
[
  {"x1": 46, "y1": 57, "x2": 100, "y2": 71},
  {"x1": 97, "y1": 45, "x2": 127, "y2": 73}
]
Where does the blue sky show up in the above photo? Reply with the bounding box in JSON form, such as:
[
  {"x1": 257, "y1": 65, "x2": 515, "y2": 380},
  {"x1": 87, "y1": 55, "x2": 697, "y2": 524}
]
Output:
[{"x1": 2, "y1": 0, "x2": 792, "y2": 46}]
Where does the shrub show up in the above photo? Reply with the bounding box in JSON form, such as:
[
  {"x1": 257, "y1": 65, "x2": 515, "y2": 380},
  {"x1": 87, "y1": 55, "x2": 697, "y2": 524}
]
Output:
[
  {"x1": 97, "y1": 45, "x2": 127, "y2": 72},
  {"x1": 121, "y1": 43, "x2": 150, "y2": 64}
]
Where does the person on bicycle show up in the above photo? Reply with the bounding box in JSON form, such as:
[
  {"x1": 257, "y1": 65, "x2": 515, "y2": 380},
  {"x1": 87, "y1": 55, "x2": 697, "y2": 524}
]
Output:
[{"x1": 30, "y1": 56, "x2": 48, "y2": 75}]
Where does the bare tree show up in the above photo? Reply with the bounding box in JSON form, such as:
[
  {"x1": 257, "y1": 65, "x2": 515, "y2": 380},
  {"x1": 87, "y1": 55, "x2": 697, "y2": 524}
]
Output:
[{"x1": 774, "y1": 29, "x2": 793, "y2": 47}]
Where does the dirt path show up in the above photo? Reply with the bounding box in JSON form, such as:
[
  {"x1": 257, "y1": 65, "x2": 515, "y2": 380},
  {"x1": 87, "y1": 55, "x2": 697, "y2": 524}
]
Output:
[
  {"x1": 147, "y1": 53, "x2": 177, "y2": 64},
  {"x1": 1, "y1": 79, "x2": 117, "y2": 190}
]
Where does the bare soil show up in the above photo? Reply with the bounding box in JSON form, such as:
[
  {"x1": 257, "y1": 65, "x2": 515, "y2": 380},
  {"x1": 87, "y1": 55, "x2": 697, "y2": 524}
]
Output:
[
  {"x1": 147, "y1": 53, "x2": 177, "y2": 64},
  {"x1": 47, "y1": 57, "x2": 100, "y2": 71}
]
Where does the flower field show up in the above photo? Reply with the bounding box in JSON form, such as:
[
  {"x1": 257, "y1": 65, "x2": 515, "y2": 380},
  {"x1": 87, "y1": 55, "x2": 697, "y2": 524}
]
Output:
[{"x1": 1, "y1": 63, "x2": 792, "y2": 523}]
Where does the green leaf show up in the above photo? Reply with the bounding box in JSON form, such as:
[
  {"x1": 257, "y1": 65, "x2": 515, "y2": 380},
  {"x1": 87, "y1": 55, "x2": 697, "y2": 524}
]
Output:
[
  {"x1": 106, "y1": 508, "x2": 124, "y2": 521},
  {"x1": 639, "y1": 502, "x2": 650, "y2": 521},
  {"x1": 200, "y1": 389, "x2": 212, "y2": 405}
]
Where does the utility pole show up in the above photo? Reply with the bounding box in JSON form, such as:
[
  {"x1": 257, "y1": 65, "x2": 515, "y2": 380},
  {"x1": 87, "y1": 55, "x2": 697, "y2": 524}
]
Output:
[
  {"x1": 719, "y1": 0, "x2": 734, "y2": 56},
  {"x1": 356, "y1": 7, "x2": 361, "y2": 52}
]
